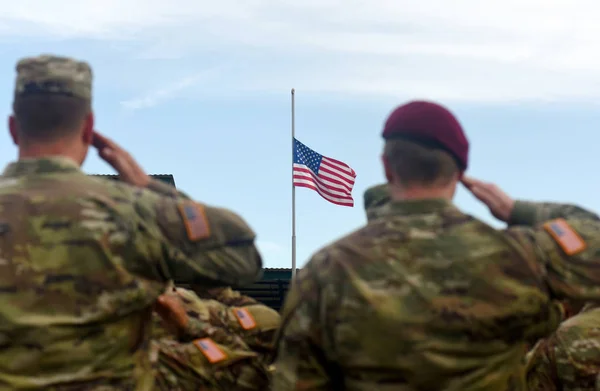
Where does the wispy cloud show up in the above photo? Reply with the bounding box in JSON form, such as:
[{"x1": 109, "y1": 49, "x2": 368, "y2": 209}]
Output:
[
  {"x1": 4, "y1": 0, "x2": 600, "y2": 102},
  {"x1": 256, "y1": 240, "x2": 288, "y2": 267},
  {"x1": 256, "y1": 240, "x2": 285, "y2": 253},
  {"x1": 120, "y1": 70, "x2": 218, "y2": 110}
]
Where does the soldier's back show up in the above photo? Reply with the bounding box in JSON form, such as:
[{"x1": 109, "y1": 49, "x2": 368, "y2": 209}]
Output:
[
  {"x1": 278, "y1": 199, "x2": 563, "y2": 390},
  {"x1": 151, "y1": 288, "x2": 275, "y2": 391},
  {"x1": 0, "y1": 158, "x2": 169, "y2": 390},
  {"x1": 185, "y1": 287, "x2": 281, "y2": 354}
]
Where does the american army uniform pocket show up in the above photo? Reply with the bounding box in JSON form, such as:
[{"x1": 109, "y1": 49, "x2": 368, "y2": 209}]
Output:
[
  {"x1": 158, "y1": 337, "x2": 256, "y2": 370},
  {"x1": 230, "y1": 305, "x2": 281, "y2": 333},
  {"x1": 229, "y1": 305, "x2": 281, "y2": 352},
  {"x1": 155, "y1": 337, "x2": 259, "y2": 388}
]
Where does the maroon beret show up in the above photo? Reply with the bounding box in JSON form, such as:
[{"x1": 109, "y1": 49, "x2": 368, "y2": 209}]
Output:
[{"x1": 382, "y1": 100, "x2": 469, "y2": 171}]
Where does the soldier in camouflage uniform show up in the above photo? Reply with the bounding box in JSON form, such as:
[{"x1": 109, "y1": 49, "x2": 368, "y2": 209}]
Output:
[
  {"x1": 0, "y1": 54, "x2": 262, "y2": 390},
  {"x1": 151, "y1": 286, "x2": 280, "y2": 390},
  {"x1": 271, "y1": 100, "x2": 600, "y2": 391},
  {"x1": 526, "y1": 302, "x2": 600, "y2": 390}
]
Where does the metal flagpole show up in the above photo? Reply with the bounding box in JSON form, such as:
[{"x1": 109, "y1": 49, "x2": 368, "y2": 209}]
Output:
[{"x1": 291, "y1": 88, "x2": 297, "y2": 281}]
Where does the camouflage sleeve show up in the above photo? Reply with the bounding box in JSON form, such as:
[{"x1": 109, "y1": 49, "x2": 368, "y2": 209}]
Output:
[
  {"x1": 363, "y1": 184, "x2": 390, "y2": 222},
  {"x1": 270, "y1": 260, "x2": 335, "y2": 391},
  {"x1": 129, "y1": 181, "x2": 262, "y2": 288},
  {"x1": 525, "y1": 338, "x2": 558, "y2": 391},
  {"x1": 505, "y1": 202, "x2": 600, "y2": 301},
  {"x1": 146, "y1": 178, "x2": 191, "y2": 200},
  {"x1": 508, "y1": 200, "x2": 600, "y2": 227}
]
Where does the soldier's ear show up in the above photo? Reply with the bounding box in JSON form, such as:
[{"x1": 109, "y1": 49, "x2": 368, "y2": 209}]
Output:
[
  {"x1": 81, "y1": 112, "x2": 94, "y2": 145},
  {"x1": 8, "y1": 115, "x2": 18, "y2": 146},
  {"x1": 382, "y1": 155, "x2": 393, "y2": 182}
]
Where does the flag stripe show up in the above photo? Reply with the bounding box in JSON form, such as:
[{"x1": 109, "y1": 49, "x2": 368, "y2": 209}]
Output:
[
  {"x1": 322, "y1": 157, "x2": 356, "y2": 178},
  {"x1": 319, "y1": 159, "x2": 355, "y2": 186},
  {"x1": 318, "y1": 163, "x2": 354, "y2": 190},
  {"x1": 294, "y1": 182, "x2": 354, "y2": 206},
  {"x1": 323, "y1": 157, "x2": 356, "y2": 177},
  {"x1": 293, "y1": 165, "x2": 354, "y2": 205},
  {"x1": 293, "y1": 164, "x2": 354, "y2": 198},
  {"x1": 293, "y1": 168, "x2": 353, "y2": 199},
  {"x1": 293, "y1": 164, "x2": 352, "y2": 193}
]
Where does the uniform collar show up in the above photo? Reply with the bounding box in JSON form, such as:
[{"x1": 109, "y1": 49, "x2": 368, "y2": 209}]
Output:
[
  {"x1": 382, "y1": 198, "x2": 457, "y2": 217},
  {"x1": 2, "y1": 157, "x2": 81, "y2": 177}
]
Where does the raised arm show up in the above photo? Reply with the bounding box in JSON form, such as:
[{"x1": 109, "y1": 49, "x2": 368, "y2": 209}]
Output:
[
  {"x1": 133, "y1": 190, "x2": 263, "y2": 288},
  {"x1": 92, "y1": 131, "x2": 262, "y2": 288}
]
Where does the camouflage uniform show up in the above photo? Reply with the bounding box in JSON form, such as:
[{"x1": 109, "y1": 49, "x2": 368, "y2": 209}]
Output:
[
  {"x1": 526, "y1": 303, "x2": 600, "y2": 390},
  {"x1": 0, "y1": 55, "x2": 262, "y2": 390},
  {"x1": 271, "y1": 181, "x2": 600, "y2": 390},
  {"x1": 152, "y1": 287, "x2": 280, "y2": 390},
  {"x1": 363, "y1": 184, "x2": 390, "y2": 222}
]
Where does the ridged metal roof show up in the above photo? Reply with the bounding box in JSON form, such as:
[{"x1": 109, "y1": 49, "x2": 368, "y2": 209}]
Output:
[
  {"x1": 89, "y1": 174, "x2": 176, "y2": 187},
  {"x1": 264, "y1": 268, "x2": 294, "y2": 271}
]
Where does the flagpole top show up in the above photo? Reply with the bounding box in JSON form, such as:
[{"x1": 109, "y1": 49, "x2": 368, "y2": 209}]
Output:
[{"x1": 291, "y1": 88, "x2": 295, "y2": 94}]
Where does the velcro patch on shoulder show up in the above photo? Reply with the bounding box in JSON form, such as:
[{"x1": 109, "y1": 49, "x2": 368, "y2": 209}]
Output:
[
  {"x1": 543, "y1": 218, "x2": 586, "y2": 256},
  {"x1": 193, "y1": 338, "x2": 227, "y2": 363},
  {"x1": 233, "y1": 307, "x2": 257, "y2": 330},
  {"x1": 177, "y1": 201, "x2": 210, "y2": 241}
]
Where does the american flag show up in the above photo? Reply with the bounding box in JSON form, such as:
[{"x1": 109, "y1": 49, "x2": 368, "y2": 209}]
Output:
[{"x1": 293, "y1": 138, "x2": 356, "y2": 207}]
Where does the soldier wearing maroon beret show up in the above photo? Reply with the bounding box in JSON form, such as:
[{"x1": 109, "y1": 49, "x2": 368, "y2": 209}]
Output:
[{"x1": 272, "y1": 100, "x2": 600, "y2": 391}]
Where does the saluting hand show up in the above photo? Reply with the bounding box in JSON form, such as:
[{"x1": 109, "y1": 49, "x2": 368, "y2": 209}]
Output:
[
  {"x1": 92, "y1": 131, "x2": 150, "y2": 188},
  {"x1": 461, "y1": 176, "x2": 515, "y2": 222}
]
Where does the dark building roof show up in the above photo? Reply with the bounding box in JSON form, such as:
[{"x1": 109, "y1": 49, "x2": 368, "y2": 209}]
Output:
[
  {"x1": 177, "y1": 269, "x2": 295, "y2": 311},
  {"x1": 89, "y1": 174, "x2": 176, "y2": 187},
  {"x1": 241, "y1": 268, "x2": 295, "y2": 311}
]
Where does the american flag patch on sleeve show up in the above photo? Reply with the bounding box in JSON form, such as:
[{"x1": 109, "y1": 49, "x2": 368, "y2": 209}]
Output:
[
  {"x1": 543, "y1": 218, "x2": 587, "y2": 256},
  {"x1": 177, "y1": 201, "x2": 210, "y2": 241},
  {"x1": 233, "y1": 308, "x2": 257, "y2": 330},
  {"x1": 193, "y1": 338, "x2": 227, "y2": 363}
]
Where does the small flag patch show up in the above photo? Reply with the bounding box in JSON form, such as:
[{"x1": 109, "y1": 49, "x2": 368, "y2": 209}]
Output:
[
  {"x1": 193, "y1": 338, "x2": 226, "y2": 363},
  {"x1": 233, "y1": 308, "x2": 257, "y2": 330},
  {"x1": 543, "y1": 218, "x2": 586, "y2": 255},
  {"x1": 178, "y1": 202, "x2": 210, "y2": 241}
]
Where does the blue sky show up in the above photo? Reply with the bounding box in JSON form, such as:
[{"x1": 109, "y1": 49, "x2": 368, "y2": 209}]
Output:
[{"x1": 0, "y1": 0, "x2": 599, "y2": 268}]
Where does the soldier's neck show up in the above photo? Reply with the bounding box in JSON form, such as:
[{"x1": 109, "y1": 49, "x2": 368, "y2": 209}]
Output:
[{"x1": 18, "y1": 142, "x2": 83, "y2": 166}]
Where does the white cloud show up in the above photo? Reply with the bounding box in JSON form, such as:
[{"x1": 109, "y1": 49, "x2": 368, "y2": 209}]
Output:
[
  {"x1": 120, "y1": 70, "x2": 219, "y2": 110},
  {"x1": 3, "y1": 0, "x2": 600, "y2": 102},
  {"x1": 256, "y1": 240, "x2": 285, "y2": 254},
  {"x1": 256, "y1": 240, "x2": 289, "y2": 268}
]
